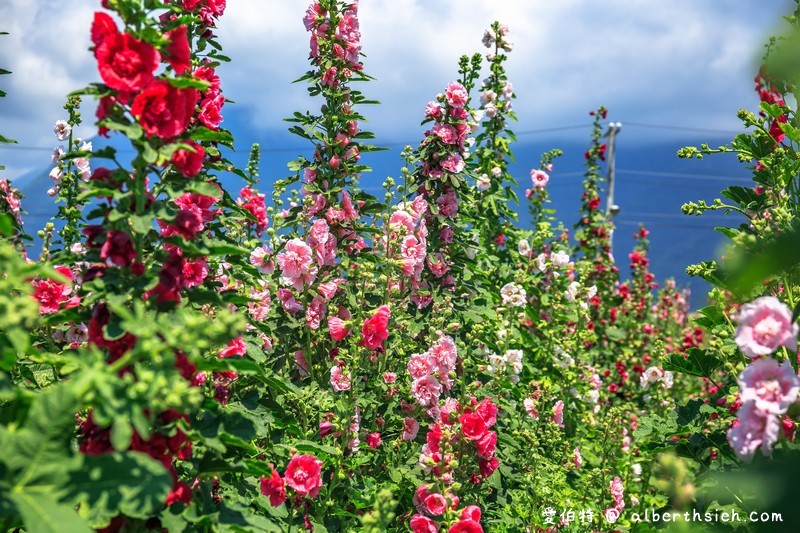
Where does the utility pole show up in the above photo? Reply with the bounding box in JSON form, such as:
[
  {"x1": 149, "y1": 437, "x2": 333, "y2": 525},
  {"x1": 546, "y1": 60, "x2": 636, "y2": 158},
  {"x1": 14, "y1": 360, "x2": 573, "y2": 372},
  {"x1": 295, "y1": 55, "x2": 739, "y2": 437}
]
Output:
[{"x1": 605, "y1": 122, "x2": 622, "y2": 251}]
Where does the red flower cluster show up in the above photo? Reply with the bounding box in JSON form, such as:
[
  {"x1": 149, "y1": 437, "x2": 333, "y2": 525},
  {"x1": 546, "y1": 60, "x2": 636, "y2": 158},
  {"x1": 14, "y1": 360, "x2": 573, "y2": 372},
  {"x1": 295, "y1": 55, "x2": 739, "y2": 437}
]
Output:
[{"x1": 260, "y1": 454, "x2": 324, "y2": 506}]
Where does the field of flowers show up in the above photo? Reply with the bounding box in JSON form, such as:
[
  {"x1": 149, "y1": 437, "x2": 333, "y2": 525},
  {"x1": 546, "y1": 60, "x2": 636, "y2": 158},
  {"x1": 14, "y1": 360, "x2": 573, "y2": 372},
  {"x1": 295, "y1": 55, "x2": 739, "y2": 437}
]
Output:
[{"x1": 2, "y1": 1, "x2": 800, "y2": 532}]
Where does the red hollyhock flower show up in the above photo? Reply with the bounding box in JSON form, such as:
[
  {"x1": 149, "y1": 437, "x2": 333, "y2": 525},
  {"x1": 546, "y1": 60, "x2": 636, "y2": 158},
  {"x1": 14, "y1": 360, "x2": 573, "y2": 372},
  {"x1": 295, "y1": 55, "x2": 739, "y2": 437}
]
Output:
[
  {"x1": 327, "y1": 316, "x2": 350, "y2": 342},
  {"x1": 449, "y1": 519, "x2": 484, "y2": 533},
  {"x1": 409, "y1": 514, "x2": 438, "y2": 533},
  {"x1": 478, "y1": 456, "x2": 499, "y2": 478},
  {"x1": 365, "y1": 432, "x2": 382, "y2": 449},
  {"x1": 95, "y1": 32, "x2": 160, "y2": 93},
  {"x1": 459, "y1": 412, "x2": 487, "y2": 441},
  {"x1": 460, "y1": 506, "x2": 482, "y2": 522},
  {"x1": 475, "y1": 431, "x2": 497, "y2": 458},
  {"x1": 131, "y1": 80, "x2": 198, "y2": 139},
  {"x1": 259, "y1": 468, "x2": 287, "y2": 507},
  {"x1": 218, "y1": 336, "x2": 246, "y2": 358},
  {"x1": 198, "y1": 94, "x2": 224, "y2": 129},
  {"x1": 166, "y1": 481, "x2": 193, "y2": 506},
  {"x1": 100, "y1": 230, "x2": 137, "y2": 266},
  {"x1": 164, "y1": 25, "x2": 191, "y2": 75},
  {"x1": 284, "y1": 454, "x2": 323, "y2": 498},
  {"x1": 361, "y1": 304, "x2": 390, "y2": 350},
  {"x1": 171, "y1": 140, "x2": 205, "y2": 177},
  {"x1": 31, "y1": 266, "x2": 73, "y2": 314},
  {"x1": 475, "y1": 398, "x2": 497, "y2": 427},
  {"x1": 91, "y1": 12, "x2": 118, "y2": 50}
]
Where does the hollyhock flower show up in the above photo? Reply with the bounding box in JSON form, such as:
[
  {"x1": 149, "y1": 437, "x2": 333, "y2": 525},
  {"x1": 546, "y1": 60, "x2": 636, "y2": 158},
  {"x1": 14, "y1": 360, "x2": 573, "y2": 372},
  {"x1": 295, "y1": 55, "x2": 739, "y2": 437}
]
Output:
[
  {"x1": 365, "y1": 432, "x2": 382, "y2": 449},
  {"x1": 100, "y1": 230, "x2": 137, "y2": 266},
  {"x1": 478, "y1": 456, "x2": 499, "y2": 478},
  {"x1": 410, "y1": 515, "x2": 438, "y2": 533},
  {"x1": 571, "y1": 447, "x2": 584, "y2": 468},
  {"x1": 500, "y1": 283, "x2": 526, "y2": 307},
  {"x1": 277, "y1": 238, "x2": 317, "y2": 290},
  {"x1": 284, "y1": 454, "x2": 323, "y2": 498},
  {"x1": 317, "y1": 279, "x2": 341, "y2": 300},
  {"x1": 449, "y1": 520, "x2": 484, "y2": 533},
  {"x1": 552, "y1": 400, "x2": 565, "y2": 428},
  {"x1": 610, "y1": 477, "x2": 624, "y2": 510},
  {"x1": 640, "y1": 366, "x2": 663, "y2": 389},
  {"x1": 171, "y1": 140, "x2": 205, "y2": 177},
  {"x1": 476, "y1": 173, "x2": 491, "y2": 191},
  {"x1": 738, "y1": 357, "x2": 800, "y2": 414},
  {"x1": 523, "y1": 398, "x2": 538, "y2": 419},
  {"x1": 306, "y1": 296, "x2": 326, "y2": 330},
  {"x1": 361, "y1": 305, "x2": 390, "y2": 350},
  {"x1": 239, "y1": 186, "x2": 269, "y2": 234},
  {"x1": 531, "y1": 169, "x2": 549, "y2": 188},
  {"x1": 260, "y1": 468, "x2": 286, "y2": 507},
  {"x1": 330, "y1": 365, "x2": 351, "y2": 392},
  {"x1": 403, "y1": 417, "x2": 420, "y2": 441},
  {"x1": 328, "y1": 316, "x2": 350, "y2": 342},
  {"x1": 412, "y1": 375, "x2": 442, "y2": 407},
  {"x1": 164, "y1": 25, "x2": 191, "y2": 74},
  {"x1": 219, "y1": 336, "x2": 246, "y2": 358},
  {"x1": 198, "y1": 94, "x2": 225, "y2": 130},
  {"x1": 551, "y1": 250, "x2": 570, "y2": 268},
  {"x1": 734, "y1": 296, "x2": 798, "y2": 358},
  {"x1": 132, "y1": 80, "x2": 198, "y2": 138},
  {"x1": 476, "y1": 431, "x2": 497, "y2": 458},
  {"x1": 445, "y1": 81, "x2": 468, "y2": 108},
  {"x1": 459, "y1": 412, "x2": 488, "y2": 441},
  {"x1": 408, "y1": 353, "x2": 435, "y2": 379},
  {"x1": 249, "y1": 245, "x2": 274, "y2": 274},
  {"x1": 476, "y1": 398, "x2": 498, "y2": 427},
  {"x1": 91, "y1": 12, "x2": 118, "y2": 50},
  {"x1": 183, "y1": 258, "x2": 209, "y2": 288},
  {"x1": 424, "y1": 492, "x2": 448, "y2": 516},
  {"x1": 278, "y1": 289, "x2": 304, "y2": 315},
  {"x1": 383, "y1": 372, "x2": 397, "y2": 384},
  {"x1": 441, "y1": 153, "x2": 465, "y2": 174},
  {"x1": 32, "y1": 266, "x2": 74, "y2": 314},
  {"x1": 95, "y1": 31, "x2": 160, "y2": 93},
  {"x1": 53, "y1": 120, "x2": 71, "y2": 141}
]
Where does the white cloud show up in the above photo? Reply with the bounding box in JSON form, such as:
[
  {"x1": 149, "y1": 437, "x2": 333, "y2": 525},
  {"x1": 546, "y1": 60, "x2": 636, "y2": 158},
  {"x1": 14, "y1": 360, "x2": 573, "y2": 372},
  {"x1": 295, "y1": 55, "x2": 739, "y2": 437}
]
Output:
[{"x1": 0, "y1": 0, "x2": 793, "y2": 179}]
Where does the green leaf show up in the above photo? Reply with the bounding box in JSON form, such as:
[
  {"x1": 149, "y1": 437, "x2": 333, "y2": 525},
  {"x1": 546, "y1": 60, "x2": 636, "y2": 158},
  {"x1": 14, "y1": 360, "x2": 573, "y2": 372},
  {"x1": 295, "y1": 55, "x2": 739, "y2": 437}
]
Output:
[
  {"x1": 8, "y1": 492, "x2": 91, "y2": 533},
  {"x1": 663, "y1": 349, "x2": 722, "y2": 378},
  {"x1": 65, "y1": 452, "x2": 173, "y2": 521},
  {"x1": 167, "y1": 76, "x2": 211, "y2": 90},
  {"x1": 190, "y1": 127, "x2": 234, "y2": 144}
]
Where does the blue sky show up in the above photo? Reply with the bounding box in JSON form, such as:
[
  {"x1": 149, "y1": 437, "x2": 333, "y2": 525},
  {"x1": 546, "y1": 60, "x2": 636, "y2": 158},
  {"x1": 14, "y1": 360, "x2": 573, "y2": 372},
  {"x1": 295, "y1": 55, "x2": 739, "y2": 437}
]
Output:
[{"x1": 0, "y1": 0, "x2": 794, "y2": 178}]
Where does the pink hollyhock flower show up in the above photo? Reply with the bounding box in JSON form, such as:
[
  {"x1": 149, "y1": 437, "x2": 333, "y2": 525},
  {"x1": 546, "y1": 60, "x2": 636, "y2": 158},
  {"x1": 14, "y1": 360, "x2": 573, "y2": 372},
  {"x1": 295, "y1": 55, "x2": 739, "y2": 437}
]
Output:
[
  {"x1": 444, "y1": 81, "x2": 468, "y2": 108},
  {"x1": 425, "y1": 101, "x2": 442, "y2": 120},
  {"x1": 238, "y1": 186, "x2": 269, "y2": 234},
  {"x1": 219, "y1": 336, "x2": 246, "y2": 358},
  {"x1": 328, "y1": 316, "x2": 350, "y2": 341},
  {"x1": 306, "y1": 296, "x2": 326, "y2": 330},
  {"x1": 284, "y1": 454, "x2": 323, "y2": 498},
  {"x1": 317, "y1": 279, "x2": 342, "y2": 300},
  {"x1": 427, "y1": 253, "x2": 450, "y2": 278},
  {"x1": 449, "y1": 520, "x2": 484, "y2": 533},
  {"x1": 573, "y1": 447, "x2": 583, "y2": 468},
  {"x1": 739, "y1": 357, "x2": 800, "y2": 414},
  {"x1": 198, "y1": 94, "x2": 224, "y2": 130},
  {"x1": 294, "y1": 351, "x2": 309, "y2": 377},
  {"x1": 277, "y1": 289, "x2": 304, "y2": 315},
  {"x1": 330, "y1": 365, "x2": 351, "y2": 392},
  {"x1": 531, "y1": 169, "x2": 549, "y2": 188},
  {"x1": 424, "y1": 492, "x2": 447, "y2": 516},
  {"x1": 728, "y1": 402, "x2": 782, "y2": 460},
  {"x1": 408, "y1": 353, "x2": 435, "y2": 379},
  {"x1": 459, "y1": 412, "x2": 488, "y2": 441},
  {"x1": 365, "y1": 432, "x2": 382, "y2": 449},
  {"x1": 433, "y1": 123, "x2": 459, "y2": 145},
  {"x1": 361, "y1": 305, "x2": 390, "y2": 350},
  {"x1": 523, "y1": 398, "x2": 539, "y2": 419},
  {"x1": 610, "y1": 476, "x2": 624, "y2": 509},
  {"x1": 277, "y1": 238, "x2": 317, "y2": 290},
  {"x1": 412, "y1": 375, "x2": 442, "y2": 407},
  {"x1": 552, "y1": 400, "x2": 565, "y2": 428},
  {"x1": 259, "y1": 468, "x2": 286, "y2": 507},
  {"x1": 183, "y1": 258, "x2": 209, "y2": 288},
  {"x1": 461, "y1": 506, "x2": 482, "y2": 522},
  {"x1": 403, "y1": 417, "x2": 420, "y2": 441},
  {"x1": 734, "y1": 296, "x2": 798, "y2": 358},
  {"x1": 32, "y1": 266, "x2": 74, "y2": 314},
  {"x1": 249, "y1": 245, "x2": 274, "y2": 274},
  {"x1": 441, "y1": 153, "x2": 465, "y2": 174},
  {"x1": 410, "y1": 514, "x2": 438, "y2": 533}
]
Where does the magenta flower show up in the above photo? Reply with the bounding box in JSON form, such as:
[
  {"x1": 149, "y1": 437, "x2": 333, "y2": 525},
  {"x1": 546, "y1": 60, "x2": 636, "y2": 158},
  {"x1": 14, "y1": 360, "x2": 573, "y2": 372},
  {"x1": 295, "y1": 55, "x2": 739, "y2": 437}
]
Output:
[{"x1": 734, "y1": 296, "x2": 798, "y2": 358}]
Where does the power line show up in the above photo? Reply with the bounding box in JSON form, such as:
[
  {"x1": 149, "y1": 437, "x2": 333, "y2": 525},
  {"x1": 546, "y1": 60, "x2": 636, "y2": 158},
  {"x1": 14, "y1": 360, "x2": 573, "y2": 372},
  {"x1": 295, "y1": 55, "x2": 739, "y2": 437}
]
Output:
[
  {"x1": 623, "y1": 122, "x2": 742, "y2": 136},
  {"x1": 617, "y1": 169, "x2": 751, "y2": 182}
]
